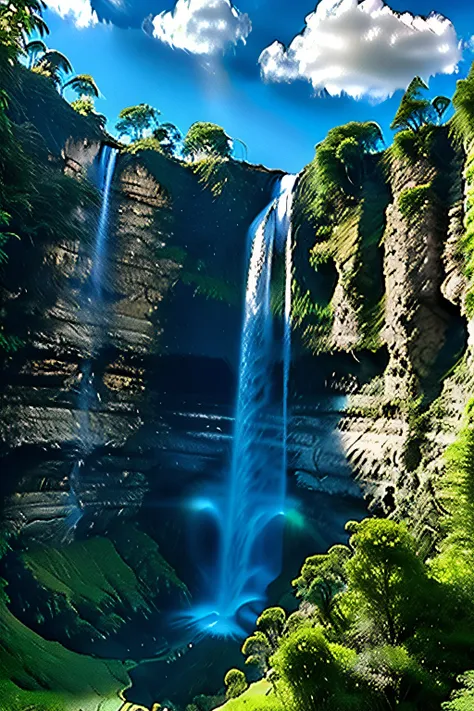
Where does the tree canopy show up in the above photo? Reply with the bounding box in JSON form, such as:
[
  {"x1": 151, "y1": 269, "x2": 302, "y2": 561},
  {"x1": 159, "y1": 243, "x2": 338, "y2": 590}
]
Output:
[
  {"x1": 116, "y1": 103, "x2": 161, "y2": 141},
  {"x1": 182, "y1": 122, "x2": 233, "y2": 161}
]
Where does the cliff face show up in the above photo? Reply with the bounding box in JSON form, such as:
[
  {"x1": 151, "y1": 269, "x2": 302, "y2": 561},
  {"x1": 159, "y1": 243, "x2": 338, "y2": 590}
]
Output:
[
  {"x1": 1, "y1": 76, "x2": 470, "y2": 547},
  {"x1": 0, "y1": 130, "x2": 278, "y2": 539},
  {"x1": 292, "y1": 135, "x2": 471, "y2": 543}
]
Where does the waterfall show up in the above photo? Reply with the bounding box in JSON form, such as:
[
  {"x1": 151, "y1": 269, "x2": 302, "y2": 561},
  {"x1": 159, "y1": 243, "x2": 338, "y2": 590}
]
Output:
[
  {"x1": 91, "y1": 146, "x2": 118, "y2": 296},
  {"x1": 63, "y1": 145, "x2": 118, "y2": 540},
  {"x1": 186, "y1": 174, "x2": 296, "y2": 636}
]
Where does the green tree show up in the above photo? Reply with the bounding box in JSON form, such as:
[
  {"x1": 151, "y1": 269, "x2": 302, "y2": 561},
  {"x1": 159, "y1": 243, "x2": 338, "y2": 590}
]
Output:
[
  {"x1": 432, "y1": 402, "x2": 474, "y2": 600},
  {"x1": 31, "y1": 48, "x2": 72, "y2": 85},
  {"x1": 256, "y1": 608, "x2": 286, "y2": 650},
  {"x1": 299, "y1": 120, "x2": 384, "y2": 225},
  {"x1": 271, "y1": 626, "x2": 364, "y2": 711},
  {"x1": 61, "y1": 73, "x2": 99, "y2": 98},
  {"x1": 182, "y1": 122, "x2": 233, "y2": 161},
  {"x1": 293, "y1": 544, "x2": 350, "y2": 629},
  {"x1": 224, "y1": 669, "x2": 248, "y2": 700},
  {"x1": 355, "y1": 644, "x2": 444, "y2": 710},
  {"x1": 241, "y1": 631, "x2": 272, "y2": 675},
  {"x1": 391, "y1": 77, "x2": 433, "y2": 133},
  {"x1": 116, "y1": 103, "x2": 161, "y2": 141},
  {"x1": 345, "y1": 519, "x2": 428, "y2": 645},
  {"x1": 0, "y1": 0, "x2": 48, "y2": 69},
  {"x1": 152, "y1": 122, "x2": 182, "y2": 157}
]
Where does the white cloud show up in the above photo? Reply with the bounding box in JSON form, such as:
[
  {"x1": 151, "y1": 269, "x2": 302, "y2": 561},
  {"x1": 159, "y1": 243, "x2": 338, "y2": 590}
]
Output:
[
  {"x1": 259, "y1": 0, "x2": 461, "y2": 100},
  {"x1": 151, "y1": 0, "x2": 251, "y2": 56},
  {"x1": 44, "y1": 0, "x2": 98, "y2": 28}
]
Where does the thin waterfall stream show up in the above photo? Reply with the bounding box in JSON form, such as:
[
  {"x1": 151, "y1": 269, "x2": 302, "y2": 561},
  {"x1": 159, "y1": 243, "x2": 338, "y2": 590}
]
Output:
[
  {"x1": 63, "y1": 146, "x2": 118, "y2": 539},
  {"x1": 186, "y1": 174, "x2": 297, "y2": 636}
]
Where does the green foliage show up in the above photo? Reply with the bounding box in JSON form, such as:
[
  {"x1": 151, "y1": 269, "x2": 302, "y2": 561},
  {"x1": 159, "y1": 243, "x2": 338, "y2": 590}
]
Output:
[
  {"x1": 451, "y1": 62, "x2": 474, "y2": 149},
  {"x1": 271, "y1": 626, "x2": 364, "y2": 711},
  {"x1": 31, "y1": 48, "x2": 72, "y2": 86},
  {"x1": 443, "y1": 672, "x2": 474, "y2": 710},
  {"x1": 224, "y1": 669, "x2": 248, "y2": 699},
  {"x1": 461, "y1": 148, "x2": 474, "y2": 316},
  {"x1": 297, "y1": 121, "x2": 383, "y2": 227},
  {"x1": 183, "y1": 121, "x2": 233, "y2": 160},
  {"x1": 432, "y1": 402, "x2": 474, "y2": 599},
  {"x1": 292, "y1": 545, "x2": 350, "y2": 628},
  {"x1": 218, "y1": 681, "x2": 282, "y2": 711},
  {"x1": 0, "y1": 67, "x2": 99, "y2": 351},
  {"x1": 242, "y1": 632, "x2": 273, "y2": 674},
  {"x1": 190, "y1": 155, "x2": 233, "y2": 197},
  {"x1": 391, "y1": 77, "x2": 433, "y2": 133},
  {"x1": 387, "y1": 79, "x2": 447, "y2": 164},
  {"x1": 123, "y1": 136, "x2": 166, "y2": 155},
  {"x1": 70, "y1": 95, "x2": 105, "y2": 128},
  {"x1": 62, "y1": 73, "x2": 99, "y2": 98},
  {"x1": 355, "y1": 644, "x2": 444, "y2": 709},
  {"x1": 345, "y1": 518, "x2": 428, "y2": 645},
  {"x1": 256, "y1": 608, "x2": 286, "y2": 649},
  {"x1": 0, "y1": 0, "x2": 48, "y2": 71},
  {"x1": 116, "y1": 103, "x2": 161, "y2": 141},
  {"x1": 153, "y1": 122, "x2": 182, "y2": 157},
  {"x1": 398, "y1": 183, "x2": 432, "y2": 222},
  {"x1": 181, "y1": 266, "x2": 239, "y2": 305}
]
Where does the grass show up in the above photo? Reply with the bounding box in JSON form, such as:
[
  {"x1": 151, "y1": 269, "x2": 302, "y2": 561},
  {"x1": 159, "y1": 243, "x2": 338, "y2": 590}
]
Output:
[
  {"x1": 216, "y1": 680, "x2": 284, "y2": 710},
  {"x1": 0, "y1": 602, "x2": 131, "y2": 711},
  {"x1": 0, "y1": 527, "x2": 189, "y2": 711},
  {"x1": 22, "y1": 538, "x2": 150, "y2": 615}
]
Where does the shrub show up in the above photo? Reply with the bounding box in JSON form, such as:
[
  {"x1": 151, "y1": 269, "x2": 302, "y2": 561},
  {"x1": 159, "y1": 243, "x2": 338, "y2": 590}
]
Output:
[
  {"x1": 398, "y1": 183, "x2": 432, "y2": 222},
  {"x1": 224, "y1": 669, "x2": 248, "y2": 700}
]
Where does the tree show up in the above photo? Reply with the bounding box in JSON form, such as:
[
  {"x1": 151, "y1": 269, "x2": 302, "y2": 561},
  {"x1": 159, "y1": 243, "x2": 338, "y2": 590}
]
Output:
[
  {"x1": 224, "y1": 669, "x2": 247, "y2": 700},
  {"x1": 62, "y1": 73, "x2": 99, "y2": 98},
  {"x1": 116, "y1": 104, "x2": 161, "y2": 141},
  {"x1": 25, "y1": 37, "x2": 46, "y2": 67},
  {"x1": 152, "y1": 122, "x2": 182, "y2": 157},
  {"x1": 31, "y1": 48, "x2": 72, "y2": 85},
  {"x1": 293, "y1": 544, "x2": 350, "y2": 629},
  {"x1": 271, "y1": 626, "x2": 362, "y2": 711},
  {"x1": 241, "y1": 631, "x2": 272, "y2": 675},
  {"x1": 182, "y1": 122, "x2": 233, "y2": 161},
  {"x1": 0, "y1": 0, "x2": 48, "y2": 69},
  {"x1": 345, "y1": 519, "x2": 427, "y2": 645},
  {"x1": 355, "y1": 644, "x2": 444, "y2": 710},
  {"x1": 256, "y1": 607, "x2": 286, "y2": 650},
  {"x1": 391, "y1": 77, "x2": 433, "y2": 133}
]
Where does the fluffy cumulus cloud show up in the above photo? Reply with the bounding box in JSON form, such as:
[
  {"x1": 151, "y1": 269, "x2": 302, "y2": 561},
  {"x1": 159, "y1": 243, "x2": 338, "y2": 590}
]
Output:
[
  {"x1": 151, "y1": 0, "x2": 251, "y2": 56},
  {"x1": 44, "y1": 0, "x2": 98, "y2": 28},
  {"x1": 258, "y1": 0, "x2": 461, "y2": 100}
]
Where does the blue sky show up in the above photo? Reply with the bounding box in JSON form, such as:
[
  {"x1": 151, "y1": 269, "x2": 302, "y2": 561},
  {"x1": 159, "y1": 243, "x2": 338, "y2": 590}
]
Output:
[{"x1": 43, "y1": 0, "x2": 474, "y2": 172}]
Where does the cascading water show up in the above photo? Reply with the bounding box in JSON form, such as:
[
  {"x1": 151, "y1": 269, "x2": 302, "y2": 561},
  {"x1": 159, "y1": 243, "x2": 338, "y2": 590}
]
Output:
[
  {"x1": 186, "y1": 174, "x2": 297, "y2": 636},
  {"x1": 91, "y1": 146, "x2": 118, "y2": 296},
  {"x1": 63, "y1": 146, "x2": 118, "y2": 538}
]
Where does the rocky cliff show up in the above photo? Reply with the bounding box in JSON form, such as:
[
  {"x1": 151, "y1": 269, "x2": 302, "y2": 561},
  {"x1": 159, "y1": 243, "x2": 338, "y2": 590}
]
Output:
[{"x1": 290, "y1": 126, "x2": 472, "y2": 549}]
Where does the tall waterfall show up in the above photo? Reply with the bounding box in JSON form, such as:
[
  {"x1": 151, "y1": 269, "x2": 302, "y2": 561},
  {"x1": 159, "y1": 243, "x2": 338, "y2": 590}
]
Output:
[
  {"x1": 64, "y1": 146, "x2": 118, "y2": 539},
  {"x1": 91, "y1": 146, "x2": 118, "y2": 296},
  {"x1": 187, "y1": 174, "x2": 296, "y2": 636}
]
